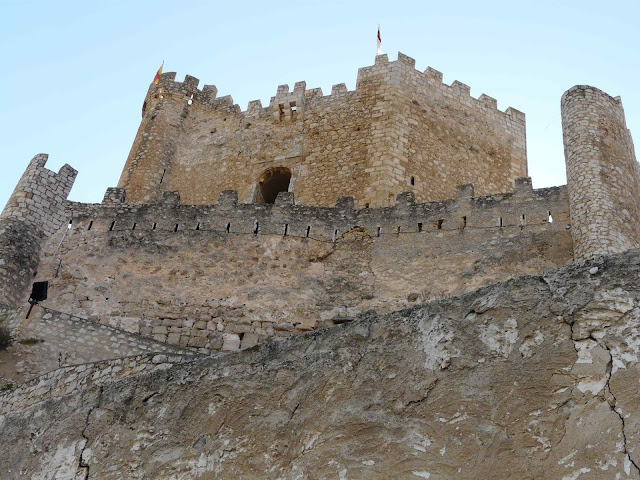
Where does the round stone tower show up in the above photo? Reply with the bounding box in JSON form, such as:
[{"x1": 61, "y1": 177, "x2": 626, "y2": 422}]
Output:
[{"x1": 562, "y1": 85, "x2": 640, "y2": 262}]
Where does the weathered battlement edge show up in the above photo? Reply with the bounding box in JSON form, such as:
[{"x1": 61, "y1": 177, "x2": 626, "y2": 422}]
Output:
[
  {"x1": 64, "y1": 179, "x2": 568, "y2": 242},
  {"x1": 145, "y1": 52, "x2": 524, "y2": 122}
]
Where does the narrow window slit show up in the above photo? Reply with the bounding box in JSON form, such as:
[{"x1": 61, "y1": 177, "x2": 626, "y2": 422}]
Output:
[
  {"x1": 499, "y1": 217, "x2": 503, "y2": 227},
  {"x1": 195, "y1": 223, "x2": 200, "y2": 230},
  {"x1": 305, "y1": 225, "x2": 311, "y2": 238},
  {"x1": 132, "y1": 223, "x2": 137, "y2": 231},
  {"x1": 226, "y1": 223, "x2": 231, "y2": 233},
  {"x1": 87, "y1": 221, "x2": 93, "y2": 231},
  {"x1": 547, "y1": 211, "x2": 553, "y2": 223},
  {"x1": 418, "y1": 223, "x2": 423, "y2": 233},
  {"x1": 436, "y1": 219, "x2": 444, "y2": 230},
  {"x1": 109, "y1": 221, "x2": 116, "y2": 231},
  {"x1": 254, "y1": 222, "x2": 260, "y2": 235},
  {"x1": 283, "y1": 224, "x2": 289, "y2": 236},
  {"x1": 520, "y1": 214, "x2": 526, "y2": 226},
  {"x1": 160, "y1": 169, "x2": 166, "y2": 184},
  {"x1": 174, "y1": 224, "x2": 179, "y2": 232},
  {"x1": 377, "y1": 226, "x2": 381, "y2": 237},
  {"x1": 410, "y1": 176, "x2": 415, "y2": 186},
  {"x1": 152, "y1": 223, "x2": 157, "y2": 231}
]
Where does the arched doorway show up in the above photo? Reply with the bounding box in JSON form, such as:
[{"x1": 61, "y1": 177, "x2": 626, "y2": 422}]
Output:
[{"x1": 255, "y1": 167, "x2": 292, "y2": 204}]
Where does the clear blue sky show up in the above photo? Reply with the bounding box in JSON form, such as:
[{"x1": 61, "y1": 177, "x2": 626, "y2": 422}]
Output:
[{"x1": 1, "y1": 0, "x2": 638, "y2": 209}]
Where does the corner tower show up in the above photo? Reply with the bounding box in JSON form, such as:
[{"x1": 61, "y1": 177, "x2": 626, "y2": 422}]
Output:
[
  {"x1": 0, "y1": 154, "x2": 77, "y2": 307},
  {"x1": 562, "y1": 86, "x2": 640, "y2": 261}
]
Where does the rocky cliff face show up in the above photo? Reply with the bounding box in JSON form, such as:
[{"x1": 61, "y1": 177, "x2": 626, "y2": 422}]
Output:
[{"x1": 3, "y1": 250, "x2": 640, "y2": 479}]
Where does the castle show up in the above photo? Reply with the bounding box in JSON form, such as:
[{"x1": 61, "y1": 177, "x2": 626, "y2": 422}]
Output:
[{"x1": 1, "y1": 53, "x2": 640, "y2": 478}]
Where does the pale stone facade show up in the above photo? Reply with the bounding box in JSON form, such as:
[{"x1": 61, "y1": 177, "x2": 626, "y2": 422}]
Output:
[
  {"x1": 118, "y1": 53, "x2": 527, "y2": 208},
  {"x1": 562, "y1": 85, "x2": 640, "y2": 261}
]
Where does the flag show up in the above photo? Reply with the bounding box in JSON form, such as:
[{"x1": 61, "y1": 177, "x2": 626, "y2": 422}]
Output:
[
  {"x1": 377, "y1": 26, "x2": 383, "y2": 55},
  {"x1": 153, "y1": 61, "x2": 164, "y2": 84}
]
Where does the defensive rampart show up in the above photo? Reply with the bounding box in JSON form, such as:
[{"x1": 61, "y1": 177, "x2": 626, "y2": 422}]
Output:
[
  {"x1": 118, "y1": 53, "x2": 527, "y2": 207},
  {"x1": 30, "y1": 179, "x2": 572, "y2": 354}
]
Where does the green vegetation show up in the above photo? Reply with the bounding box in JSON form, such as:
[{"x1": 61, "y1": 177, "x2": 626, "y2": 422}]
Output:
[{"x1": 17, "y1": 338, "x2": 44, "y2": 346}]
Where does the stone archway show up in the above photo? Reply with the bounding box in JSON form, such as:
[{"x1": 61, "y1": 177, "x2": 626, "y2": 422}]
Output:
[{"x1": 255, "y1": 167, "x2": 292, "y2": 204}]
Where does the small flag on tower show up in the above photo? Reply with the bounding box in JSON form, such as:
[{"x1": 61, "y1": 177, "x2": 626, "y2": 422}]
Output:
[
  {"x1": 377, "y1": 26, "x2": 383, "y2": 55},
  {"x1": 153, "y1": 61, "x2": 164, "y2": 84}
]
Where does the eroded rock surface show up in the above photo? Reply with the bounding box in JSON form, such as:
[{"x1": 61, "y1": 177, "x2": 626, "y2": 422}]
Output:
[{"x1": 4, "y1": 250, "x2": 640, "y2": 479}]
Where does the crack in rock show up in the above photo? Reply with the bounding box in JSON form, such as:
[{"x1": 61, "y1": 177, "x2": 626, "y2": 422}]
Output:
[{"x1": 77, "y1": 385, "x2": 103, "y2": 479}]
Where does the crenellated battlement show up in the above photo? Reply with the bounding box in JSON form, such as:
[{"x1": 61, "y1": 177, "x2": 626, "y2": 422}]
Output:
[
  {"x1": 2, "y1": 154, "x2": 77, "y2": 234},
  {"x1": 142, "y1": 52, "x2": 525, "y2": 126},
  {"x1": 68, "y1": 179, "x2": 568, "y2": 244}
]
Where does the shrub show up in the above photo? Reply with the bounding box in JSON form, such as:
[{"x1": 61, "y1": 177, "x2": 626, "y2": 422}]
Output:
[
  {"x1": 17, "y1": 338, "x2": 43, "y2": 346},
  {"x1": 0, "y1": 326, "x2": 11, "y2": 350}
]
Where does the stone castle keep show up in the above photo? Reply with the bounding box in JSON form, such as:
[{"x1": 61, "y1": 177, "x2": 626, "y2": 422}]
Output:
[{"x1": 2, "y1": 53, "x2": 640, "y2": 478}]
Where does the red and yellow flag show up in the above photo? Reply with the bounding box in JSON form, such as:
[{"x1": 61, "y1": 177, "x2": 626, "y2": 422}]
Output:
[{"x1": 153, "y1": 61, "x2": 164, "y2": 84}]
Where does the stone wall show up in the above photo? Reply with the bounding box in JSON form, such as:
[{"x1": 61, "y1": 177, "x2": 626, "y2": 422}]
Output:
[
  {"x1": 118, "y1": 53, "x2": 527, "y2": 208},
  {"x1": 3, "y1": 248, "x2": 640, "y2": 478},
  {"x1": 563, "y1": 86, "x2": 640, "y2": 261},
  {"x1": 0, "y1": 154, "x2": 77, "y2": 307},
  {"x1": 30, "y1": 180, "x2": 573, "y2": 354},
  {"x1": 0, "y1": 352, "x2": 195, "y2": 415},
  {"x1": 7, "y1": 307, "x2": 196, "y2": 381}
]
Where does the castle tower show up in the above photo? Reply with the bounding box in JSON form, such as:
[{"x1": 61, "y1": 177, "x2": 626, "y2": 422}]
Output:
[
  {"x1": 117, "y1": 73, "x2": 203, "y2": 203},
  {"x1": 0, "y1": 154, "x2": 77, "y2": 308},
  {"x1": 562, "y1": 86, "x2": 640, "y2": 261},
  {"x1": 116, "y1": 54, "x2": 528, "y2": 208}
]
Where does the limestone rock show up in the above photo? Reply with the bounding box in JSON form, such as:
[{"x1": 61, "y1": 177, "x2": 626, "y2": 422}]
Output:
[{"x1": 3, "y1": 249, "x2": 640, "y2": 478}]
